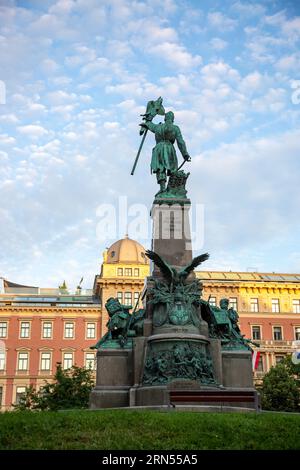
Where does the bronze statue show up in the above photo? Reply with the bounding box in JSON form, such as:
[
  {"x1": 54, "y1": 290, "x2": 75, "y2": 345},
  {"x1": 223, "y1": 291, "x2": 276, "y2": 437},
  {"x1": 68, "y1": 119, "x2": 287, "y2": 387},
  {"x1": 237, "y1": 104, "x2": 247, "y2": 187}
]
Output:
[
  {"x1": 140, "y1": 111, "x2": 191, "y2": 195},
  {"x1": 91, "y1": 297, "x2": 145, "y2": 349},
  {"x1": 131, "y1": 98, "x2": 191, "y2": 197},
  {"x1": 145, "y1": 249, "x2": 209, "y2": 290}
]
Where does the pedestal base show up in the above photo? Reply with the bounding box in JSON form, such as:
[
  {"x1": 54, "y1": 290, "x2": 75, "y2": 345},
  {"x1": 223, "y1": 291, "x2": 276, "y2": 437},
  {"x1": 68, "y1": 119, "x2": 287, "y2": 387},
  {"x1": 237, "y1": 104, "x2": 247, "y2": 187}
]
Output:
[
  {"x1": 222, "y1": 350, "x2": 253, "y2": 388},
  {"x1": 90, "y1": 386, "x2": 130, "y2": 409},
  {"x1": 89, "y1": 348, "x2": 133, "y2": 409}
]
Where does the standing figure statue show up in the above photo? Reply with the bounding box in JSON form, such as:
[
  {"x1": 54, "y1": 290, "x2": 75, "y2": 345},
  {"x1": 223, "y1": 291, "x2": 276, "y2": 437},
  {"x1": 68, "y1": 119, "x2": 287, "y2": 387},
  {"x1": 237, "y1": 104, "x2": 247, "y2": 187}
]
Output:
[{"x1": 140, "y1": 111, "x2": 191, "y2": 195}]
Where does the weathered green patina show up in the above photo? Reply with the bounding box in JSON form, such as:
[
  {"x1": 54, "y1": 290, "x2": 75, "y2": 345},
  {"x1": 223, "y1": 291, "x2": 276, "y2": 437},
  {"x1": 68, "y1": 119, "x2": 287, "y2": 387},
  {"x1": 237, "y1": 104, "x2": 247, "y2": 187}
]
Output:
[
  {"x1": 154, "y1": 169, "x2": 190, "y2": 202},
  {"x1": 145, "y1": 250, "x2": 209, "y2": 327},
  {"x1": 91, "y1": 297, "x2": 145, "y2": 349},
  {"x1": 143, "y1": 340, "x2": 216, "y2": 386},
  {"x1": 132, "y1": 97, "x2": 191, "y2": 197},
  {"x1": 201, "y1": 298, "x2": 258, "y2": 350},
  {"x1": 141, "y1": 111, "x2": 191, "y2": 196},
  {"x1": 131, "y1": 97, "x2": 165, "y2": 176}
]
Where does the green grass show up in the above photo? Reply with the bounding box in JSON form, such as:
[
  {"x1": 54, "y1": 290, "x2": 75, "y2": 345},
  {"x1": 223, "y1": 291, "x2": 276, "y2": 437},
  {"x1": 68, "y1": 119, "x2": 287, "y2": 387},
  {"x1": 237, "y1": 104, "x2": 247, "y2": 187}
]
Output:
[{"x1": 0, "y1": 410, "x2": 299, "y2": 450}]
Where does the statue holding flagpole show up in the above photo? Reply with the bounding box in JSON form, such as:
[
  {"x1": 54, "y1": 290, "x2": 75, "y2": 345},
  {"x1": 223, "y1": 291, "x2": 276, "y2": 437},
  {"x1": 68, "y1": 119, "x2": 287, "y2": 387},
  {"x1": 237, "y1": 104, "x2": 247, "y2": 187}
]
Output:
[{"x1": 131, "y1": 97, "x2": 191, "y2": 196}]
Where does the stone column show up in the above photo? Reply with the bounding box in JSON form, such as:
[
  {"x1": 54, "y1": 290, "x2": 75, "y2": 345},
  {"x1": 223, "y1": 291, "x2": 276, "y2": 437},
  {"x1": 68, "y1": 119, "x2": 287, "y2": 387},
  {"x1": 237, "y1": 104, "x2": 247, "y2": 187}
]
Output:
[{"x1": 151, "y1": 199, "x2": 192, "y2": 270}]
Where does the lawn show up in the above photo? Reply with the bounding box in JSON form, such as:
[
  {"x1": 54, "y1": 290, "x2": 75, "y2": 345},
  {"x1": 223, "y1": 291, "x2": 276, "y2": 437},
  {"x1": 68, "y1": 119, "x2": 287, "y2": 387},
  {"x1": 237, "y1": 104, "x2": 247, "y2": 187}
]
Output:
[{"x1": 0, "y1": 409, "x2": 299, "y2": 450}]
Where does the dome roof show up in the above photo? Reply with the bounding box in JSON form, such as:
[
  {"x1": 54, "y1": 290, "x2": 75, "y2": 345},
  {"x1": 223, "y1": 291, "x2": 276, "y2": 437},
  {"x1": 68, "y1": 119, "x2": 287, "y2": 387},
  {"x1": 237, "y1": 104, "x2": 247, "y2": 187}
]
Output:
[{"x1": 106, "y1": 236, "x2": 149, "y2": 264}]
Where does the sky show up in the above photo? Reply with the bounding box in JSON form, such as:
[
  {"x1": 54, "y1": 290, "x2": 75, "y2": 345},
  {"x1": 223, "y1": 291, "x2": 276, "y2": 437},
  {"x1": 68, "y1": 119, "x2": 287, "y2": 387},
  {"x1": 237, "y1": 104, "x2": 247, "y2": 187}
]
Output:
[{"x1": 0, "y1": 0, "x2": 300, "y2": 290}]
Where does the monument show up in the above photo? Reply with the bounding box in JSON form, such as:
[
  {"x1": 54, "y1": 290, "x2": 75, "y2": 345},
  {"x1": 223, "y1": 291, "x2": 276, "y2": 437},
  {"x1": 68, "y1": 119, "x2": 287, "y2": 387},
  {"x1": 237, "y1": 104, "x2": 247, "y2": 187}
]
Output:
[{"x1": 90, "y1": 98, "x2": 260, "y2": 411}]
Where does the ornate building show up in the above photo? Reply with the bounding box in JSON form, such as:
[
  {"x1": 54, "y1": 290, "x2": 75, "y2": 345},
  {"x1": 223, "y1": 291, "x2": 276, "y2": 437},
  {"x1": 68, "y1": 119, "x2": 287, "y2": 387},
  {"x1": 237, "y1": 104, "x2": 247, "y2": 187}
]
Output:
[
  {"x1": 197, "y1": 271, "x2": 300, "y2": 383},
  {"x1": 93, "y1": 235, "x2": 150, "y2": 334},
  {"x1": 0, "y1": 236, "x2": 149, "y2": 411},
  {"x1": 0, "y1": 236, "x2": 299, "y2": 409}
]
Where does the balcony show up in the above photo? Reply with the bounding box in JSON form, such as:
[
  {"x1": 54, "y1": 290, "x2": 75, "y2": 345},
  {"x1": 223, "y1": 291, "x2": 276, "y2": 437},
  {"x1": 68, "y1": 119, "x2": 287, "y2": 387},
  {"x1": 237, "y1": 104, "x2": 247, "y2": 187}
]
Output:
[{"x1": 254, "y1": 340, "x2": 294, "y2": 351}]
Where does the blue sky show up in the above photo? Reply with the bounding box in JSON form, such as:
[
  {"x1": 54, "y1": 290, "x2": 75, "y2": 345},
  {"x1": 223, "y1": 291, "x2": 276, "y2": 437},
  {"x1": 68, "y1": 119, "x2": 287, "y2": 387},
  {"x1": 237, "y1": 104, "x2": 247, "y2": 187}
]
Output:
[{"x1": 0, "y1": 0, "x2": 300, "y2": 290}]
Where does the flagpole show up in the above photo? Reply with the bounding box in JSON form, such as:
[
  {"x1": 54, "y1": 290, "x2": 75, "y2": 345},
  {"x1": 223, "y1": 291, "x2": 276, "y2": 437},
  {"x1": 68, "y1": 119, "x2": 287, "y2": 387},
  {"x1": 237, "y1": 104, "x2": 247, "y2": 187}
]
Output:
[{"x1": 130, "y1": 129, "x2": 148, "y2": 176}]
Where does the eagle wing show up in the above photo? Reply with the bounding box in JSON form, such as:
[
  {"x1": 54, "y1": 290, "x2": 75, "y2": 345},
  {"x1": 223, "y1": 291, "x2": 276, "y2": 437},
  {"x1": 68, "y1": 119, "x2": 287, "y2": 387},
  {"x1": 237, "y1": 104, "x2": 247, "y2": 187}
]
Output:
[
  {"x1": 145, "y1": 250, "x2": 173, "y2": 282},
  {"x1": 179, "y1": 253, "x2": 209, "y2": 278}
]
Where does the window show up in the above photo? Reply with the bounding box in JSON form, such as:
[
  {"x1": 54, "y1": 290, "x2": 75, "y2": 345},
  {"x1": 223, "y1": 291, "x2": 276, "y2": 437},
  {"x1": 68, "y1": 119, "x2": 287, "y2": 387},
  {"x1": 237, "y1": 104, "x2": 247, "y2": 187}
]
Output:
[
  {"x1": 209, "y1": 296, "x2": 216, "y2": 307},
  {"x1": 295, "y1": 327, "x2": 300, "y2": 341},
  {"x1": 257, "y1": 356, "x2": 264, "y2": 372},
  {"x1": 0, "y1": 322, "x2": 7, "y2": 338},
  {"x1": 64, "y1": 322, "x2": 74, "y2": 338},
  {"x1": 20, "y1": 322, "x2": 30, "y2": 338},
  {"x1": 250, "y1": 298, "x2": 259, "y2": 312},
  {"x1": 293, "y1": 300, "x2": 300, "y2": 314},
  {"x1": 229, "y1": 297, "x2": 238, "y2": 310},
  {"x1": 0, "y1": 351, "x2": 5, "y2": 370},
  {"x1": 134, "y1": 268, "x2": 139, "y2": 277},
  {"x1": 0, "y1": 386, "x2": 2, "y2": 407},
  {"x1": 252, "y1": 326, "x2": 261, "y2": 340},
  {"x1": 125, "y1": 268, "x2": 132, "y2": 276},
  {"x1": 124, "y1": 292, "x2": 132, "y2": 306},
  {"x1": 18, "y1": 352, "x2": 29, "y2": 371},
  {"x1": 273, "y1": 326, "x2": 282, "y2": 341},
  {"x1": 40, "y1": 352, "x2": 51, "y2": 371},
  {"x1": 63, "y1": 353, "x2": 73, "y2": 369},
  {"x1": 86, "y1": 323, "x2": 96, "y2": 339},
  {"x1": 85, "y1": 353, "x2": 95, "y2": 369},
  {"x1": 275, "y1": 355, "x2": 284, "y2": 364},
  {"x1": 42, "y1": 322, "x2": 52, "y2": 339},
  {"x1": 15, "y1": 386, "x2": 26, "y2": 405},
  {"x1": 272, "y1": 299, "x2": 280, "y2": 313},
  {"x1": 133, "y1": 292, "x2": 140, "y2": 306},
  {"x1": 117, "y1": 292, "x2": 123, "y2": 303},
  {"x1": 117, "y1": 268, "x2": 123, "y2": 276}
]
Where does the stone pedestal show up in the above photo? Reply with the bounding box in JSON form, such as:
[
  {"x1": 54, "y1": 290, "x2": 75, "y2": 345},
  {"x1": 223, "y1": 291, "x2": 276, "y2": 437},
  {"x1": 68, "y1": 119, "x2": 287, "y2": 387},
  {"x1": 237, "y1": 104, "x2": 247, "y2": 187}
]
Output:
[
  {"x1": 151, "y1": 199, "x2": 192, "y2": 269},
  {"x1": 90, "y1": 186, "x2": 258, "y2": 411},
  {"x1": 89, "y1": 348, "x2": 133, "y2": 409},
  {"x1": 222, "y1": 350, "x2": 253, "y2": 388}
]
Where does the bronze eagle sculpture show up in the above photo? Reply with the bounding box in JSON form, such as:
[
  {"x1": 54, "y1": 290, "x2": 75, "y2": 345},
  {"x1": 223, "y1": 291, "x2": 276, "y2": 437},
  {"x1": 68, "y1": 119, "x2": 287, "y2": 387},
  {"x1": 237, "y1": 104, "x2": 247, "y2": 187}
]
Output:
[{"x1": 145, "y1": 250, "x2": 209, "y2": 287}]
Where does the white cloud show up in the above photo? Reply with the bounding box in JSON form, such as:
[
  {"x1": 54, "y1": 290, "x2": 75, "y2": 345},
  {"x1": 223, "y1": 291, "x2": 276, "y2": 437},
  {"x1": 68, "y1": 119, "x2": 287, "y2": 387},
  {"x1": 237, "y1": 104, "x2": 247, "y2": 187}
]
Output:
[
  {"x1": 207, "y1": 12, "x2": 237, "y2": 31},
  {"x1": 103, "y1": 121, "x2": 120, "y2": 130},
  {"x1": 27, "y1": 102, "x2": 47, "y2": 113},
  {"x1": 17, "y1": 124, "x2": 49, "y2": 138},
  {"x1": 275, "y1": 53, "x2": 300, "y2": 71},
  {"x1": 200, "y1": 61, "x2": 240, "y2": 87},
  {"x1": 239, "y1": 71, "x2": 266, "y2": 93},
  {"x1": 0, "y1": 134, "x2": 16, "y2": 144},
  {"x1": 231, "y1": 1, "x2": 265, "y2": 17},
  {"x1": 74, "y1": 154, "x2": 88, "y2": 163},
  {"x1": 264, "y1": 10, "x2": 286, "y2": 26},
  {"x1": 47, "y1": 90, "x2": 77, "y2": 105},
  {"x1": 251, "y1": 88, "x2": 287, "y2": 113},
  {"x1": 210, "y1": 37, "x2": 228, "y2": 50},
  {"x1": 0, "y1": 113, "x2": 19, "y2": 123},
  {"x1": 281, "y1": 17, "x2": 300, "y2": 41},
  {"x1": 41, "y1": 58, "x2": 59, "y2": 74},
  {"x1": 149, "y1": 42, "x2": 202, "y2": 69}
]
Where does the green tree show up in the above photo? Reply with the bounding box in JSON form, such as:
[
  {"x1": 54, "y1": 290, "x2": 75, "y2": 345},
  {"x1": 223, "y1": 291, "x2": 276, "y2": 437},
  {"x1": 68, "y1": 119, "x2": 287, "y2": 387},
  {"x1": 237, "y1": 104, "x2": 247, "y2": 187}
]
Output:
[
  {"x1": 261, "y1": 362, "x2": 300, "y2": 412},
  {"x1": 14, "y1": 363, "x2": 94, "y2": 411}
]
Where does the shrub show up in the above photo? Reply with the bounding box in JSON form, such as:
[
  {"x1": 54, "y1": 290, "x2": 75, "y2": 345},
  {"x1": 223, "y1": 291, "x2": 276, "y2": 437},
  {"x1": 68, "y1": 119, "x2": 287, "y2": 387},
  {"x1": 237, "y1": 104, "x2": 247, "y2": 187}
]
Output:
[
  {"x1": 261, "y1": 363, "x2": 300, "y2": 412},
  {"x1": 15, "y1": 363, "x2": 94, "y2": 411}
]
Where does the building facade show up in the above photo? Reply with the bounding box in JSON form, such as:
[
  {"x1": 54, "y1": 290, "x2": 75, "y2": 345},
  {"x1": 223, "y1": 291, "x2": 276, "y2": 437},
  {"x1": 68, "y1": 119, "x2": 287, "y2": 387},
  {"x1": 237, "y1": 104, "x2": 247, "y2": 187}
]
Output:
[
  {"x1": 1, "y1": 236, "x2": 299, "y2": 409},
  {"x1": 0, "y1": 236, "x2": 150, "y2": 411},
  {"x1": 197, "y1": 271, "x2": 300, "y2": 383}
]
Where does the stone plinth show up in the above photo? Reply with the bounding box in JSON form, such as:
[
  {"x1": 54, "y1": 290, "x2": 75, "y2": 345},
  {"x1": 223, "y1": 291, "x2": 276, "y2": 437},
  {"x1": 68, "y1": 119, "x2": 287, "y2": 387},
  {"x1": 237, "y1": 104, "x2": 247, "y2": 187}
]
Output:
[
  {"x1": 222, "y1": 350, "x2": 253, "y2": 388},
  {"x1": 151, "y1": 199, "x2": 192, "y2": 269},
  {"x1": 89, "y1": 348, "x2": 133, "y2": 409}
]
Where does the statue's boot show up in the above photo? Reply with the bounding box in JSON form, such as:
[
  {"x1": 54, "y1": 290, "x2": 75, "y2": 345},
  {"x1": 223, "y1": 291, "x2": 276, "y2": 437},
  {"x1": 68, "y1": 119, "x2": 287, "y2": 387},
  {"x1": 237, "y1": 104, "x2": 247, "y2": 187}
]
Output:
[{"x1": 155, "y1": 181, "x2": 166, "y2": 197}]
